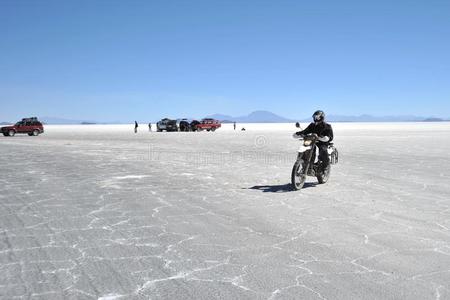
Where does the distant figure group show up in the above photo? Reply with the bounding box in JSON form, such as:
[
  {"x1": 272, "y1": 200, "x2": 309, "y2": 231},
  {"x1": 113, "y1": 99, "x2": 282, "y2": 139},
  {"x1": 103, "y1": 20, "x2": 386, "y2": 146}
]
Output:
[{"x1": 134, "y1": 121, "x2": 154, "y2": 133}]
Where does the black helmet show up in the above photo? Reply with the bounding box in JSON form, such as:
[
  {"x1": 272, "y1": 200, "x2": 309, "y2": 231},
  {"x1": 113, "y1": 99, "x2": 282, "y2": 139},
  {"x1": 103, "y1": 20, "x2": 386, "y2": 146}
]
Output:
[{"x1": 312, "y1": 110, "x2": 325, "y2": 123}]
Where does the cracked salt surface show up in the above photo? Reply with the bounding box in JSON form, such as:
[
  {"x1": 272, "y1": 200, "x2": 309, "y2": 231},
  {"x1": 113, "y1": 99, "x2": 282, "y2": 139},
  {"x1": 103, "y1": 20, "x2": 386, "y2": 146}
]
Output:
[{"x1": 1, "y1": 122, "x2": 450, "y2": 299}]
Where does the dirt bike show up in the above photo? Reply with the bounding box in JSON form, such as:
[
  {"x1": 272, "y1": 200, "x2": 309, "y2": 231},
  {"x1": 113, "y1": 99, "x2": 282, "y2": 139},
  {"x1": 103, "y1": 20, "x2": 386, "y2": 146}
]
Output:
[{"x1": 291, "y1": 133, "x2": 338, "y2": 190}]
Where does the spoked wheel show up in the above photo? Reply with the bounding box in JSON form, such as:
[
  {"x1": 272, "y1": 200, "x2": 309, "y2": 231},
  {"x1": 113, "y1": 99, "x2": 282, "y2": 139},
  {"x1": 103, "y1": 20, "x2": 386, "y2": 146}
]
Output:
[
  {"x1": 8, "y1": 130, "x2": 15, "y2": 137},
  {"x1": 291, "y1": 160, "x2": 307, "y2": 190},
  {"x1": 317, "y1": 164, "x2": 331, "y2": 184},
  {"x1": 32, "y1": 130, "x2": 39, "y2": 136}
]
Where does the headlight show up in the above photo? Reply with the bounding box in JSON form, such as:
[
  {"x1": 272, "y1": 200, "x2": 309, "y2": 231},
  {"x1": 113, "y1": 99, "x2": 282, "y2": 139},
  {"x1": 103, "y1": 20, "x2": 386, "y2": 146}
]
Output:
[{"x1": 303, "y1": 140, "x2": 312, "y2": 146}]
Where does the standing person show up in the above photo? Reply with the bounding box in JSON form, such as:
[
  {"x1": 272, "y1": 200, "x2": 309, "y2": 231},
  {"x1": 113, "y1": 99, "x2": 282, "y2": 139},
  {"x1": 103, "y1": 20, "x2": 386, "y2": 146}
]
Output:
[
  {"x1": 148, "y1": 122, "x2": 152, "y2": 132},
  {"x1": 134, "y1": 121, "x2": 138, "y2": 133},
  {"x1": 295, "y1": 110, "x2": 333, "y2": 171},
  {"x1": 233, "y1": 122, "x2": 236, "y2": 130}
]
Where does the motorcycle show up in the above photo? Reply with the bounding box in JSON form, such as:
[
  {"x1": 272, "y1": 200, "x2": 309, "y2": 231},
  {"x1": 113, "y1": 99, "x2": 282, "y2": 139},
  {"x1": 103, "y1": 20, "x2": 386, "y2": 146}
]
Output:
[{"x1": 291, "y1": 133, "x2": 338, "y2": 190}]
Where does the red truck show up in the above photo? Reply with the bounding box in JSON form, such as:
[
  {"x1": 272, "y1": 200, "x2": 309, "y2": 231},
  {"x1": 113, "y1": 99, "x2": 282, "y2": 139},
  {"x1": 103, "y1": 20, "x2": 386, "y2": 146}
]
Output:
[
  {"x1": 1, "y1": 117, "x2": 44, "y2": 137},
  {"x1": 196, "y1": 118, "x2": 221, "y2": 132}
]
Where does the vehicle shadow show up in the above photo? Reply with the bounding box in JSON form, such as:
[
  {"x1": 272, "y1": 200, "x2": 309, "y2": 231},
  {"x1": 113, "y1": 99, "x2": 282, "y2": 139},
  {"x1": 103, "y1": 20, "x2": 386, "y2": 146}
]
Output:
[{"x1": 247, "y1": 182, "x2": 317, "y2": 193}]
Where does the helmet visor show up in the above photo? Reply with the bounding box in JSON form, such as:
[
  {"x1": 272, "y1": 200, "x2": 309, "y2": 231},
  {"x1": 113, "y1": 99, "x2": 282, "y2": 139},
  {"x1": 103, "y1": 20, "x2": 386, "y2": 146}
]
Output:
[{"x1": 313, "y1": 114, "x2": 322, "y2": 122}]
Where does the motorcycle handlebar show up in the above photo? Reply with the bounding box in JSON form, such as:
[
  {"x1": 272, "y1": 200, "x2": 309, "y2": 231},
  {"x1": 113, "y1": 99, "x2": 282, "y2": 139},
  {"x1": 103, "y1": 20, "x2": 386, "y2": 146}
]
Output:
[{"x1": 293, "y1": 132, "x2": 318, "y2": 140}]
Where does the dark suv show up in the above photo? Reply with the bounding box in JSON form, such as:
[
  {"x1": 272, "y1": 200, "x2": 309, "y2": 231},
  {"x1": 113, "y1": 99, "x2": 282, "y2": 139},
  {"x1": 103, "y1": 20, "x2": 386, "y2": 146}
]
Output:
[{"x1": 1, "y1": 117, "x2": 44, "y2": 137}]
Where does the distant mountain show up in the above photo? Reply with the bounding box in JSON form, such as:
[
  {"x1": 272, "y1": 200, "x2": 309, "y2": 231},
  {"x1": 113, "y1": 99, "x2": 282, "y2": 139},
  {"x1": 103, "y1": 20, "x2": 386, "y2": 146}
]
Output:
[
  {"x1": 299, "y1": 114, "x2": 442, "y2": 122},
  {"x1": 207, "y1": 114, "x2": 235, "y2": 121},
  {"x1": 422, "y1": 117, "x2": 445, "y2": 122},
  {"x1": 239, "y1": 110, "x2": 294, "y2": 123},
  {"x1": 0, "y1": 122, "x2": 12, "y2": 125},
  {"x1": 39, "y1": 117, "x2": 95, "y2": 125},
  {"x1": 322, "y1": 114, "x2": 425, "y2": 122},
  {"x1": 39, "y1": 117, "x2": 126, "y2": 124},
  {"x1": 207, "y1": 110, "x2": 293, "y2": 123}
]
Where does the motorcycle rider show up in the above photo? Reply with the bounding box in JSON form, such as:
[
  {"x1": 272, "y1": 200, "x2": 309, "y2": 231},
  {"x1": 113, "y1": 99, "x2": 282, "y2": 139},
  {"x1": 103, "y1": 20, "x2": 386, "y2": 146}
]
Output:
[{"x1": 295, "y1": 110, "x2": 333, "y2": 172}]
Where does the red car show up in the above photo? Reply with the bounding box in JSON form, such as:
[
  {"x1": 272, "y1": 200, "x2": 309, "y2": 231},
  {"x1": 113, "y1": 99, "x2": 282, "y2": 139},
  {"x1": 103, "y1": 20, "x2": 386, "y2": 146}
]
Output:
[
  {"x1": 196, "y1": 118, "x2": 221, "y2": 131},
  {"x1": 1, "y1": 117, "x2": 44, "y2": 137}
]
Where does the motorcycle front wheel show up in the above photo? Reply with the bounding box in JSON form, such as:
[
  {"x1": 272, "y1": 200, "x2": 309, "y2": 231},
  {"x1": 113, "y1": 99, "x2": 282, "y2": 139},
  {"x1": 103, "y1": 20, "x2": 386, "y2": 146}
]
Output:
[
  {"x1": 291, "y1": 159, "x2": 307, "y2": 190},
  {"x1": 317, "y1": 164, "x2": 331, "y2": 184}
]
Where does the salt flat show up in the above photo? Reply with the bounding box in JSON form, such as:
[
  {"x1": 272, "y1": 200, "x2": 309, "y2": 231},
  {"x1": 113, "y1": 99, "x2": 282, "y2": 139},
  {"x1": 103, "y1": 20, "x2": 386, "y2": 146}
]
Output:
[{"x1": 1, "y1": 122, "x2": 450, "y2": 299}]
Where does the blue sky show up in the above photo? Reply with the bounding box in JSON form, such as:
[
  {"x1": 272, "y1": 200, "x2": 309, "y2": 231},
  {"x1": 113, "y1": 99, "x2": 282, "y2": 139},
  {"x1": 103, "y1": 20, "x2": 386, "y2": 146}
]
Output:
[{"x1": 1, "y1": 0, "x2": 449, "y2": 122}]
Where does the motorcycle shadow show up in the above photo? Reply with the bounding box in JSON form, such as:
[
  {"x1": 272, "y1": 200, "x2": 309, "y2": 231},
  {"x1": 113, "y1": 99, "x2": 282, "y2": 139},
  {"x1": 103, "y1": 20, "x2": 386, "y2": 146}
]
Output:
[{"x1": 247, "y1": 182, "x2": 317, "y2": 193}]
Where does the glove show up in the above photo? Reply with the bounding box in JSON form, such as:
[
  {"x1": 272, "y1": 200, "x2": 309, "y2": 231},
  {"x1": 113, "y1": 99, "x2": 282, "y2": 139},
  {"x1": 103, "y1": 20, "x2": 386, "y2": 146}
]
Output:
[
  {"x1": 293, "y1": 132, "x2": 303, "y2": 138},
  {"x1": 318, "y1": 136, "x2": 330, "y2": 142}
]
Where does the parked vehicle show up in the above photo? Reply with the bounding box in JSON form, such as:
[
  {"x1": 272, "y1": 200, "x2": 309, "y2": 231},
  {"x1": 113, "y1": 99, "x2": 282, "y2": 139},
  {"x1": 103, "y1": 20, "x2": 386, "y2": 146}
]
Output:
[
  {"x1": 196, "y1": 118, "x2": 221, "y2": 132},
  {"x1": 291, "y1": 133, "x2": 338, "y2": 190},
  {"x1": 178, "y1": 119, "x2": 191, "y2": 132},
  {"x1": 1, "y1": 117, "x2": 44, "y2": 137},
  {"x1": 190, "y1": 120, "x2": 200, "y2": 131},
  {"x1": 156, "y1": 118, "x2": 178, "y2": 132}
]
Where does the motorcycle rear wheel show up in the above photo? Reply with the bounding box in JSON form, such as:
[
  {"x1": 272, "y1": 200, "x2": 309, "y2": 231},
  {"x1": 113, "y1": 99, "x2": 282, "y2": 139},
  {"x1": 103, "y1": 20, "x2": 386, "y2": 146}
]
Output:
[{"x1": 291, "y1": 160, "x2": 306, "y2": 190}]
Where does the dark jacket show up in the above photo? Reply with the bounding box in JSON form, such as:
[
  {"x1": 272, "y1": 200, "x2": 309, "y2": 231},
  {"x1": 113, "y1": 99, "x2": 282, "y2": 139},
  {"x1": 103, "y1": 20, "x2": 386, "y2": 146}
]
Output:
[{"x1": 297, "y1": 122, "x2": 333, "y2": 146}]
